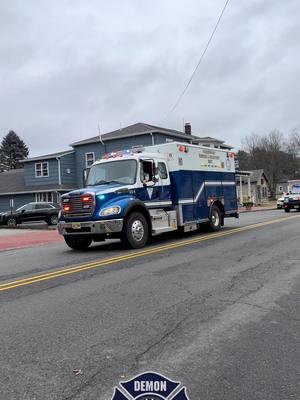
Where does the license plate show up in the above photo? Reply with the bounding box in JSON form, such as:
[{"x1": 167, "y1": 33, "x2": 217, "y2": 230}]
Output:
[{"x1": 71, "y1": 222, "x2": 81, "y2": 230}]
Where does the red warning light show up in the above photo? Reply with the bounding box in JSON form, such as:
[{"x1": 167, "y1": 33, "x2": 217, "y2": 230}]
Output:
[{"x1": 178, "y1": 145, "x2": 185, "y2": 153}]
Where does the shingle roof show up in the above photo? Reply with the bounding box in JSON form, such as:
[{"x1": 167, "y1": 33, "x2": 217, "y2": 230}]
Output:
[
  {"x1": 70, "y1": 122, "x2": 199, "y2": 146},
  {"x1": 250, "y1": 169, "x2": 264, "y2": 183},
  {"x1": 193, "y1": 136, "x2": 224, "y2": 144},
  {"x1": 22, "y1": 150, "x2": 74, "y2": 163},
  {"x1": 0, "y1": 169, "x2": 77, "y2": 195},
  {"x1": 239, "y1": 169, "x2": 269, "y2": 184},
  {"x1": 0, "y1": 169, "x2": 25, "y2": 194}
]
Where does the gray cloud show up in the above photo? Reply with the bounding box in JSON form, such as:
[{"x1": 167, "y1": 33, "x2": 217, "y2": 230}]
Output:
[{"x1": 0, "y1": 0, "x2": 299, "y2": 155}]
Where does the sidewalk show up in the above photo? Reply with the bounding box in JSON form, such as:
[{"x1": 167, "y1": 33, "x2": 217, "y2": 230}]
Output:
[
  {"x1": 0, "y1": 229, "x2": 63, "y2": 251},
  {"x1": 239, "y1": 201, "x2": 277, "y2": 213}
]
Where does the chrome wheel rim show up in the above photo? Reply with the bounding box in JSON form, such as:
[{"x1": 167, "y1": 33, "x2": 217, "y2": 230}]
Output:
[
  {"x1": 51, "y1": 216, "x2": 58, "y2": 224},
  {"x1": 131, "y1": 219, "x2": 144, "y2": 242},
  {"x1": 7, "y1": 219, "x2": 16, "y2": 227},
  {"x1": 211, "y1": 210, "x2": 219, "y2": 227}
]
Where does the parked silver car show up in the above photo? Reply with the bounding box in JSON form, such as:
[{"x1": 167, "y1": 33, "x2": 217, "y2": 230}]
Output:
[{"x1": 277, "y1": 197, "x2": 285, "y2": 209}]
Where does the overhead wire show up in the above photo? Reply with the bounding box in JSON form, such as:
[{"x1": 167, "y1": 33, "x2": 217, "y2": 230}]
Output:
[{"x1": 161, "y1": 0, "x2": 231, "y2": 123}]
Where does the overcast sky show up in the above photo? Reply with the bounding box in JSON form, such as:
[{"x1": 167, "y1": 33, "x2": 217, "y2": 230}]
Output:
[{"x1": 1, "y1": 0, "x2": 300, "y2": 156}]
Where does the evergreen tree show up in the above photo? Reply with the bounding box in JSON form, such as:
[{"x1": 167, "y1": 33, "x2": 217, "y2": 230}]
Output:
[{"x1": 0, "y1": 130, "x2": 29, "y2": 171}]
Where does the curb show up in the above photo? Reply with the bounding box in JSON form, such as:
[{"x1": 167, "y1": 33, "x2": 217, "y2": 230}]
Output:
[
  {"x1": 239, "y1": 207, "x2": 277, "y2": 213},
  {"x1": 0, "y1": 224, "x2": 57, "y2": 231}
]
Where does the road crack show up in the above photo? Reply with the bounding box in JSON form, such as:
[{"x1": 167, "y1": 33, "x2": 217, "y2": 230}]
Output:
[{"x1": 218, "y1": 299, "x2": 300, "y2": 324}]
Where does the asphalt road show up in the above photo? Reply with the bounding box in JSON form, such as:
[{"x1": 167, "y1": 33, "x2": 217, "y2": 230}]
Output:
[{"x1": 0, "y1": 210, "x2": 299, "y2": 400}]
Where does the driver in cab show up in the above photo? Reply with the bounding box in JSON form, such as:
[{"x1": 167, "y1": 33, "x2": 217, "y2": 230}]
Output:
[{"x1": 141, "y1": 161, "x2": 155, "y2": 186}]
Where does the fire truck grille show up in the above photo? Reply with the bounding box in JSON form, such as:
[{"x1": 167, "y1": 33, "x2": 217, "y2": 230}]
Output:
[{"x1": 63, "y1": 195, "x2": 94, "y2": 217}]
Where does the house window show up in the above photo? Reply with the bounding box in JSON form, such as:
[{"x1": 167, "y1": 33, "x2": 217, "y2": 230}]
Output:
[
  {"x1": 36, "y1": 192, "x2": 54, "y2": 202},
  {"x1": 35, "y1": 162, "x2": 49, "y2": 177},
  {"x1": 85, "y1": 152, "x2": 95, "y2": 168}
]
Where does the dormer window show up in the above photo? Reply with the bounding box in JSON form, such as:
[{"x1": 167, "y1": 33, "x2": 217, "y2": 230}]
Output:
[{"x1": 35, "y1": 162, "x2": 49, "y2": 177}]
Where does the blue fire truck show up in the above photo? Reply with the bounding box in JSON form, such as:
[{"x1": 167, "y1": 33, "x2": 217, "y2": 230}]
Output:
[{"x1": 57, "y1": 142, "x2": 238, "y2": 249}]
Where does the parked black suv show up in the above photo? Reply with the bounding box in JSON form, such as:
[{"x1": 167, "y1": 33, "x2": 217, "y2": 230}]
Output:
[{"x1": 0, "y1": 202, "x2": 60, "y2": 227}]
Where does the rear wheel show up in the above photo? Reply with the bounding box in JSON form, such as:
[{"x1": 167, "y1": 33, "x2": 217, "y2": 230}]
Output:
[
  {"x1": 208, "y1": 205, "x2": 221, "y2": 231},
  {"x1": 64, "y1": 235, "x2": 92, "y2": 250},
  {"x1": 7, "y1": 217, "x2": 17, "y2": 227},
  {"x1": 122, "y1": 211, "x2": 149, "y2": 248},
  {"x1": 48, "y1": 215, "x2": 58, "y2": 225}
]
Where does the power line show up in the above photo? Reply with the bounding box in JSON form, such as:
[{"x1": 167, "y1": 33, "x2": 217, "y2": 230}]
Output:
[{"x1": 161, "y1": 0, "x2": 231, "y2": 123}]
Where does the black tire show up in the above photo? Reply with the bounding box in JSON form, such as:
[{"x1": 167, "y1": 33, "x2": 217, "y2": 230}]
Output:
[
  {"x1": 284, "y1": 207, "x2": 290, "y2": 213},
  {"x1": 48, "y1": 215, "x2": 58, "y2": 225},
  {"x1": 122, "y1": 211, "x2": 149, "y2": 248},
  {"x1": 64, "y1": 235, "x2": 92, "y2": 250},
  {"x1": 7, "y1": 217, "x2": 17, "y2": 227},
  {"x1": 208, "y1": 205, "x2": 222, "y2": 232}
]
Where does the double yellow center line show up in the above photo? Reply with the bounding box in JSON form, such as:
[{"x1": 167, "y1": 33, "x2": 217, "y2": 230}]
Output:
[{"x1": 0, "y1": 215, "x2": 299, "y2": 293}]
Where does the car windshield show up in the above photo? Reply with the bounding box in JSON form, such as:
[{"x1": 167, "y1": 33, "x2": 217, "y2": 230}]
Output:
[
  {"x1": 86, "y1": 159, "x2": 137, "y2": 186},
  {"x1": 291, "y1": 185, "x2": 300, "y2": 194}
]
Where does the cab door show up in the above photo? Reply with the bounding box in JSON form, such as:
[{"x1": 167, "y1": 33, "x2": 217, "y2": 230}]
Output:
[
  {"x1": 137, "y1": 159, "x2": 171, "y2": 206},
  {"x1": 156, "y1": 161, "x2": 171, "y2": 203},
  {"x1": 138, "y1": 159, "x2": 159, "y2": 203}
]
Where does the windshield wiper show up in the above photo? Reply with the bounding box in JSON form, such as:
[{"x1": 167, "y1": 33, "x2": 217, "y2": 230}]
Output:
[
  {"x1": 90, "y1": 180, "x2": 124, "y2": 186},
  {"x1": 90, "y1": 180, "x2": 110, "y2": 186},
  {"x1": 109, "y1": 180, "x2": 124, "y2": 185}
]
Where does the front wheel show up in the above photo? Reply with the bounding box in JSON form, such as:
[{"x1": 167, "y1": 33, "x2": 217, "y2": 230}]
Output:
[
  {"x1": 284, "y1": 207, "x2": 290, "y2": 213},
  {"x1": 208, "y1": 205, "x2": 221, "y2": 231},
  {"x1": 122, "y1": 212, "x2": 149, "y2": 248},
  {"x1": 64, "y1": 235, "x2": 92, "y2": 250}
]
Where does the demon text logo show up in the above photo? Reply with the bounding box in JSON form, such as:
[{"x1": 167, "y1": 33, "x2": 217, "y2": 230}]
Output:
[{"x1": 111, "y1": 371, "x2": 190, "y2": 400}]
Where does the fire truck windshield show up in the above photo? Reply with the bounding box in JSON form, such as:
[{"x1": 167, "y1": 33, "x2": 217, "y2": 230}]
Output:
[
  {"x1": 291, "y1": 184, "x2": 300, "y2": 194},
  {"x1": 86, "y1": 159, "x2": 137, "y2": 186}
]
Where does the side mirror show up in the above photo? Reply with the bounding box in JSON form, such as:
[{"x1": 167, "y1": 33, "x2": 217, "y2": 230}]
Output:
[
  {"x1": 21, "y1": 209, "x2": 26, "y2": 213},
  {"x1": 83, "y1": 168, "x2": 90, "y2": 187},
  {"x1": 153, "y1": 164, "x2": 157, "y2": 178}
]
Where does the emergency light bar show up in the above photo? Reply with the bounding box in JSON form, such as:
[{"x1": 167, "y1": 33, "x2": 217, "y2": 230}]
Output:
[{"x1": 102, "y1": 146, "x2": 145, "y2": 160}]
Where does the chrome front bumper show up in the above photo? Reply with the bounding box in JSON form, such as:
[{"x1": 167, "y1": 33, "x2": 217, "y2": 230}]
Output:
[{"x1": 57, "y1": 219, "x2": 124, "y2": 235}]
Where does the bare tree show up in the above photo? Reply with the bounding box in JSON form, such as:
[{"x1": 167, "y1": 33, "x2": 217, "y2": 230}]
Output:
[
  {"x1": 240, "y1": 130, "x2": 299, "y2": 196},
  {"x1": 289, "y1": 128, "x2": 300, "y2": 152}
]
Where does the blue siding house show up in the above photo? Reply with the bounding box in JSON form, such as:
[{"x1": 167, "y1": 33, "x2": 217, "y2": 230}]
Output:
[{"x1": 0, "y1": 122, "x2": 232, "y2": 212}]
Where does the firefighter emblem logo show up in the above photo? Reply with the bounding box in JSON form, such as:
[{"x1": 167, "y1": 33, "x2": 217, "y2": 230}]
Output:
[{"x1": 111, "y1": 371, "x2": 190, "y2": 400}]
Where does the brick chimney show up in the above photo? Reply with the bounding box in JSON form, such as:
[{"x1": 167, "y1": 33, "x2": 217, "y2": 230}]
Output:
[{"x1": 184, "y1": 122, "x2": 191, "y2": 135}]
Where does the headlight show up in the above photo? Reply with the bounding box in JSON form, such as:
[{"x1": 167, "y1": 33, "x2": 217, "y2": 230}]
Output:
[{"x1": 100, "y1": 206, "x2": 121, "y2": 216}]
